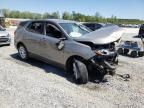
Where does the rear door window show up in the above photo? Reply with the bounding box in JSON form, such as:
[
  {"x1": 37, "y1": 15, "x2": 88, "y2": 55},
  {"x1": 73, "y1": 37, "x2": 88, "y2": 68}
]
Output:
[
  {"x1": 17, "y1": 21, "x2": 28, "y2": 29},
  {"x1": 27, "y1": 21, "x2": 44, "y2": 35}
]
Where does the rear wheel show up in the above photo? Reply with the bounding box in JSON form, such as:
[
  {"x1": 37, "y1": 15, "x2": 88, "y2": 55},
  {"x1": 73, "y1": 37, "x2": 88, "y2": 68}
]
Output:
[
  {"x1": 72, "y1": 59, "x2": 88, "y2": 84},
  {"x1": 18, "y1": 44, "x2": 28, "y2": 60},
  {"x1": 131, "y1": 51, "x2": 137, "y2": 57}
]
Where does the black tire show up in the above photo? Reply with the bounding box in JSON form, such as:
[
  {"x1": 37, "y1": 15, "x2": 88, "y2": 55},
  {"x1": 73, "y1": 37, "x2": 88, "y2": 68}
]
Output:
[
  {"x1": 73, "y1": 59, "x2": 88, "y2": 84},
  {"x1": 124, "y1": 49, "x2": 129, "y2": 55},
  {"x1": 131, "y1": 51, "x2": 137, "y2": 57},
  {"x1": 18, "y1": 44, "x2": 28, "y2": 60},
  {"x1": 138, "y1": 51, "x2": 144, "y2": 57},
  {"x1": 109, "y1": 70, "x2": 116, "y2": 76},
  {"x1": 118, "y1": 48, "x2": 123, "y2": 54}
]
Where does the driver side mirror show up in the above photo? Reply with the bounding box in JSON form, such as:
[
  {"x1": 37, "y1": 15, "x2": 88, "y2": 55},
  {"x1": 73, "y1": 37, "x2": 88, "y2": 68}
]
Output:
[{"x1": 56, "y1": 37, "x2": 67, "y2": 50}]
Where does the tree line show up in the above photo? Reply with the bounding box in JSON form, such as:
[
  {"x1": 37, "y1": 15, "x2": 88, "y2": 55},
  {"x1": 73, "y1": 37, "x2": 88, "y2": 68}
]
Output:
[{"x1": 1, "y1": 9, "x2": 144, "y2": 24}]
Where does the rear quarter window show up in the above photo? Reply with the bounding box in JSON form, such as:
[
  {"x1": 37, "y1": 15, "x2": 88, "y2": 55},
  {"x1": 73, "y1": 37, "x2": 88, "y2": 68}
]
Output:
[{"x1": 17, "y1": 21, "x2": 28, "y2": 29}]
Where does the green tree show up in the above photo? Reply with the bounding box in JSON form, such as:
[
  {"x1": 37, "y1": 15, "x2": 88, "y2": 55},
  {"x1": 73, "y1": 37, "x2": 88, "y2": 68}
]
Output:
[
  {"x1": 95, "y1": 12, "x2": 101, "y2": 22},
  {"x1": 72, "y1": 12, "x2": 86, "y2": 22},
  {"x1": 51, "y1": 11, "x2": 60, "y2": 19},
  {"x1": 9, "y1": 10, "x2": 20, "y2": 18},
  {"x1": 62, "y1": 11, "x2": 72, "y2": 20},
  {"x1": 2, "y1": 9, "x2": 10, "y2": 17},
  {"x1": 33, "y1": 13, "x2": 42, "y2": 19},
  {"x1": 43, "y1": 12, "x2": 51, "y2": 19},
  {"x1": 1, "y1": 8, "x2": 144, "y2": 24}
]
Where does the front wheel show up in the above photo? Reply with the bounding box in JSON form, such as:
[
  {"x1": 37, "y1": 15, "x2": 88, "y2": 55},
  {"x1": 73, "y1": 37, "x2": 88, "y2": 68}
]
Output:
[
  {"x1": 73, "y1": 59, "x2": 88, "y2": 84},
  {"x1": 18, "y1": 44, "x2": 28, "y2": 60}
]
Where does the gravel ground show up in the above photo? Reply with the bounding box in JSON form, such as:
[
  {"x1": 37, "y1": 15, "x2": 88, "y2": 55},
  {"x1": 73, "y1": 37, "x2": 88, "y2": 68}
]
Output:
[{"x1": 0, "y1": 27, "x2": 144, "y2": 108}]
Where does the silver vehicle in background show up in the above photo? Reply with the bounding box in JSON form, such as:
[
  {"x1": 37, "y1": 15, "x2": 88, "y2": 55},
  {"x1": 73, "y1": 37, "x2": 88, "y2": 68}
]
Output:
[
  {"x1": 0, "y1": 26, "x2": 11, "y2": 46},
  {"x1": 14, "y1": 19, "x2": 123, "y2": 84}
]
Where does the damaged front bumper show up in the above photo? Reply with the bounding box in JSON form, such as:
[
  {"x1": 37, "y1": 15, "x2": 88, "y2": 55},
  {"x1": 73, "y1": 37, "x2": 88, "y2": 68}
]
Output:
[{"x1": 88, "y1": 51, "x2": 118, "y2": 76}]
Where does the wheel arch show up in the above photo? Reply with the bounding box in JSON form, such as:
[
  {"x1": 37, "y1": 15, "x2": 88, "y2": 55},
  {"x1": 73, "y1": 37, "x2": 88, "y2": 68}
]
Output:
[
  {"x1": 16, "y1": 42, "x2": 26, "y2": 49},
  {"x1": 65, "y1": 55, "x2": 87, "y2": 74}
]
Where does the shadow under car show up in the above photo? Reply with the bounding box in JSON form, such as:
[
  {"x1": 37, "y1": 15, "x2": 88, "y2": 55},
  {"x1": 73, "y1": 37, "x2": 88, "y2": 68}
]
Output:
[{"x1": 10, "y1": 53, "x2": 110, "y2": 84}]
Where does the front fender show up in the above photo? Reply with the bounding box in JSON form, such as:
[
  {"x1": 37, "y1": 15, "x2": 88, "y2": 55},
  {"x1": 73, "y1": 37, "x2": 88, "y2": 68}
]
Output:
[{"x1": 63, "y1": 40, "x2": 95, "y2": 64}]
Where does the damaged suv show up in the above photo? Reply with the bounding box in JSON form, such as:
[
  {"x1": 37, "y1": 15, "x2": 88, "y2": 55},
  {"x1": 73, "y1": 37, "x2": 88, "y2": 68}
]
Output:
[{"x1": 14, "y1": 19, "x2": 123, "y2": 84}]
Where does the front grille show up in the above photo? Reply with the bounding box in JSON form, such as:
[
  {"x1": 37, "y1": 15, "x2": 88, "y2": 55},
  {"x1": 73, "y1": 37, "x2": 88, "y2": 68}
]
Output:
[{"x1": 0, "y1": 38, "x2": 9, "y2": 42}]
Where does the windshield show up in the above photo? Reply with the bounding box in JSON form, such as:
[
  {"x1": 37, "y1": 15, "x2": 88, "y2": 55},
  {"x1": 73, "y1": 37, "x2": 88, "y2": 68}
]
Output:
[{"x1": 59, "y1": 23, "x2": 91, "y2": 38}]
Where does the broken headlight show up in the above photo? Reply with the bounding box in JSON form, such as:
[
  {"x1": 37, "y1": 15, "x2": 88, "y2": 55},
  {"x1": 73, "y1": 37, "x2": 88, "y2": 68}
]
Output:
[{"x1": 95, "y1": 49, "x2": 115, "y2": 56}]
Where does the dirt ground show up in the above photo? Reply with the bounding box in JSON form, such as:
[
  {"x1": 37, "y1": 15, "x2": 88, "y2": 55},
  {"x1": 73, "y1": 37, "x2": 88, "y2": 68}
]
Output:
[{"x1": 0, "y1": 27, "x2": 144, "y2": 108}]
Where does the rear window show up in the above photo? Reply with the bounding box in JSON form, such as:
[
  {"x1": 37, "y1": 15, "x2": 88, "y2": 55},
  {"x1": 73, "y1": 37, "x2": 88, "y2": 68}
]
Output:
[
  {"x1": 17, "y1": 21, "x2": 28, "y2": 29},
  {"x1": 19, "y1": 21, "x2": 28, "y2": 26}
]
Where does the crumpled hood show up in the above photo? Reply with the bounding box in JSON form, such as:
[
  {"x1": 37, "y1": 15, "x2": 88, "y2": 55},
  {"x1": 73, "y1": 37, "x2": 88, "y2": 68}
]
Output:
[
  {"x1": 0, "y1": 31, "x2": 9, "y2": 37},
  {"x1": 74, "y1": 25, "x2": 123, "y2": 44}
]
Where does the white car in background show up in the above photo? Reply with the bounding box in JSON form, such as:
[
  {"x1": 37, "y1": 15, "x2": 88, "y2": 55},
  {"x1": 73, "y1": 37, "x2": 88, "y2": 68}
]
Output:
[{"x1": 0, "y1": 26, "x2": 11, "y2": 46}]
